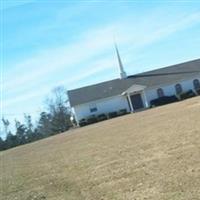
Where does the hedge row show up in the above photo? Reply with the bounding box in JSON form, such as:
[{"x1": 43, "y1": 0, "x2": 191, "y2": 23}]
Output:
[
  {"x1": 150, "y1": 95, "x2": 178, "y2": 107},
  {"x1": 79, "y1": 109, "x2": 129, "y2": 127},
  {"x1": 150, "y1": 89, "x2": 200, "y2": 108},
  {"x1": 178, "y1": 89, "x2": 196, "y2": 100},
  {"x1": 196, "y1": 88, "x2": 200, "y2": 95}
]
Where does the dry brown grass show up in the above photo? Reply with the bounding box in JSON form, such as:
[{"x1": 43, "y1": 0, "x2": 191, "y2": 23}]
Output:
[{"x1": 1, "y1": 97, "x2": 200, "y2": 200}]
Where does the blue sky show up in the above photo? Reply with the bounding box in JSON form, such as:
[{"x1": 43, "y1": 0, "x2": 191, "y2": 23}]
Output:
[{"x1": 1, "y1": 0, "x2": 200, "y2": 137}]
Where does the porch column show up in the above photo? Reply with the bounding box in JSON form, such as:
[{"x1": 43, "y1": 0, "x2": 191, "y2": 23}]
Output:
[
  {"x1": 142, "y1": 91, "x2": 149, "y2": 108},
  {"x1": 127, "y1": 93, "x2": 134, "y2": 112}
]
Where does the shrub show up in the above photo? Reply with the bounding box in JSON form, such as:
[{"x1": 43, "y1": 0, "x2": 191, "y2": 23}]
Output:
[
  {"x1": 108, "y1": 111, "x2": 118, "y2": 118},
  {"x1": 87, "y1": 115, "x2": 97, "y2": 124},
  {"x1": 195, "y1": 88, "x2": 200, "y2": 95},
  {"x1": 150, "y1": 95, "x2": 178, "y2": 107},
  {"x1": 79, "y1": 119, "x2": 87, "y2": 127},
  {"x1": 179, "y1": 90, "x2": 196, "y2": 100},
  {"x1": 118, "y1": 109, "x2": 128, "y2": 116},
  {"x1": 97, "y1": 114, "x2": 107, "y2": 121}
]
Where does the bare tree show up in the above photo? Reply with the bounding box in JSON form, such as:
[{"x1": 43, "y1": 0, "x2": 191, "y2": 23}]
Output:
[
  {"x1": 43, "y1": 86, "x2": 72, "y2": 134},
  {"x1": 2, "y1": 117, "x2": 10, "y2": 136}
]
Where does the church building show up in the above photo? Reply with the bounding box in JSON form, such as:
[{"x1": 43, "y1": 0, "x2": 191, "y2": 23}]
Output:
[{"x1": 68, "y1": 46, "x2": 200, "y2": 125}]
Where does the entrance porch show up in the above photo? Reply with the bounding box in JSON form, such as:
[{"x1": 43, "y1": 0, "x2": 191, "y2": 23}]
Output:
[{"x1": 122, "y1": 84, "x2": 149, "y2": 112}]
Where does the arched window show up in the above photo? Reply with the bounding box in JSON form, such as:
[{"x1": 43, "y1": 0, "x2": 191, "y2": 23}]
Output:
[
  {"x1": 89, "y1": 103, "x2": 98, "y2": 113},
  {"x1": 175, "y1": 83, "x2": 182, "y2": 94},
  {"x1": 157, "y1": 88, "x2": 164, "y2": 98},
  {"x1": 193, "y1": 79, "x2": 200, "y2": 90}
]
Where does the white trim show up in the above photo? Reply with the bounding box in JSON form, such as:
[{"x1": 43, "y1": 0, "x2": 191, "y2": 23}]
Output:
[
  {"x1": 127, "y1": 94, "x2": 134, "y2": 112},
  {"x1": 142, "y1": 91, "x2": 149, "y2": 108},
  {"x1": 123, "y1": 84, "x2": 146, "y2": 94},
  {"x1": 71, "y1": 107, "x2": 79, "y2": 126}
]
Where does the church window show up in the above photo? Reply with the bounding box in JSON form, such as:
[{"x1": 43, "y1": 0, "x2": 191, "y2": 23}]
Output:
[
  {"x1": 89, "y1": 103, "x2": 97, "y2": 113},
  {"x1": 157, "y1": 88, "x2": 164, "y2": 98},
  {"x1": 175, "y1": 83, "x2": 182, "y2": 94},
  {"x1": 193, "y1": 79, "x2": 200, "y2": 90}
]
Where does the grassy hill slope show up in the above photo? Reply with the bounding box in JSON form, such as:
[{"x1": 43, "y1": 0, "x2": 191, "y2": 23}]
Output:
[{"x1": 1, "y1": 97, "x2": 200, "y2": 200}]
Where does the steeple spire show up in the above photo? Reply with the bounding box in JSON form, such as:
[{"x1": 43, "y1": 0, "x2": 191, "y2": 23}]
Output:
[{"x1": 114, "y1": 43, "x2": 127, "y2": 79}]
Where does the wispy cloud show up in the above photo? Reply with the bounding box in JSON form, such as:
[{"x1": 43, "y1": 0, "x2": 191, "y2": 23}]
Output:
[
  {"x1": 4, "y1": 55, "x2": 116, "y2": 108},
  {"x1": 5, "y1": 11, "x2": 200, "y2": 90},
  {"x1": 3, "y1": 8, "x2": 200, "y2": 109},
  {"x1": 4, "y1": 23, "x2": 120, "y2": 95}
]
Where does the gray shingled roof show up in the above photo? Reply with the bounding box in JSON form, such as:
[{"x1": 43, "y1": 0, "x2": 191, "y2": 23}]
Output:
[{"x1": 68, "y1": 58, "x2": 200, "y2": 106}]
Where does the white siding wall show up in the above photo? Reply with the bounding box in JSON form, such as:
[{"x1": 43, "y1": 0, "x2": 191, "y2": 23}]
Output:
[
  {"x1": 145, "y1": 77, "x2": 200, "y2": 105},
  {"x1": 72, "y1": 77, "x2": 200, "y2": 122},
  {"x1": 73, "y1": 95, "x2": 130, "y2": 121}
]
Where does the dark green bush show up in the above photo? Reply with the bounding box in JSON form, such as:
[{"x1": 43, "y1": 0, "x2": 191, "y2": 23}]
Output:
[
  {"x1": 195, "y1": 88, "x2": 200, "y2": 95},
  {"x1": 87, "y1": 115, "x2": 97, "y2": 124},
  {"x1": 150, "y1": 95, "x2": 178, "y2": 107},
  {"x1": 118, "y1": 109, "x2": 128, "y2": 116},
  {"x1": 79, "y1": 118, "x2": 87, "y2": 127},
  {"x1": 97, "y1": 114, "x2": 107, "y2": 121},
  {"x1": 179, "y1": 90, "x2": 196, "y2": 100},
  {"x1": 108, "y1": 111, "x2": 118, "y2": 118}
]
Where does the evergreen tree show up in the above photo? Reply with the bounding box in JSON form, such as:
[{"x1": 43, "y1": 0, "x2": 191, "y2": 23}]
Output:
[
  {"x1": 0, "y1": 86, "x2": 73, "y2": 151},
  {"x1": 5, "y1": 132, "x2": 18, "y2": 149},
  {"x1": 0, "y1": 137, "x2": 5, "y2": 151},
  {"x1": 37, "y1": 112, "x2": 53, "y2": 136},
  {"x1": 24, "y1": 114, "x2": 35, "y2": 142},
  {"x1": 15, "y1": 120, "x2": 27, "y2": 145}
]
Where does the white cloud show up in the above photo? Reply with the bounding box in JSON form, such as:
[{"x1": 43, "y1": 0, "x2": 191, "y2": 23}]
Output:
[
  {"x1": 4, "y1": 55, "x2": 116, "y2": 108},
  {"x1": 4, "y1": 24, "x2": 118, "y2": 90},
  {"x1": 6, "y1": 10, "x2": 200, "y2": 91},
  {"x1": 3, "y1": 10, "x2": 200, "y2": 108}
]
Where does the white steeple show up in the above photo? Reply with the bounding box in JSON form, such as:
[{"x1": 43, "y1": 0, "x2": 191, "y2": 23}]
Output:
[{"x1": 114, "y1": 43, "x2": 127, "y2": 79}]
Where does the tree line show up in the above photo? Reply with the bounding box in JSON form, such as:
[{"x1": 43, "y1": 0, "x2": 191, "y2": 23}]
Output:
[{"x1": 0, "y1": 86, "x2": 74, "y2": 151}]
